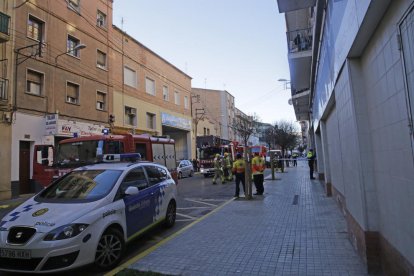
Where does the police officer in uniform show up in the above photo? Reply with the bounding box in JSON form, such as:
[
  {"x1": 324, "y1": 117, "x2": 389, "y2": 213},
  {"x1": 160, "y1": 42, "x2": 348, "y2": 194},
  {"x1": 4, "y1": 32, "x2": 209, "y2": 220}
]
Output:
[
  {"x1": 232, "y1": 153, "x2": 246, "y2": 197},
  {"x1": 307, "y1": 149, "x2": 316, "y2": 179}
]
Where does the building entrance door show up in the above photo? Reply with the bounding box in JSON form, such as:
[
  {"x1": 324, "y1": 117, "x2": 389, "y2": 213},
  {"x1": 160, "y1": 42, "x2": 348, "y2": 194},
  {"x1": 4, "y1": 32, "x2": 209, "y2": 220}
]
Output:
[{"x1": 19, "y1": 141, "x2": 31, "y2": 194}]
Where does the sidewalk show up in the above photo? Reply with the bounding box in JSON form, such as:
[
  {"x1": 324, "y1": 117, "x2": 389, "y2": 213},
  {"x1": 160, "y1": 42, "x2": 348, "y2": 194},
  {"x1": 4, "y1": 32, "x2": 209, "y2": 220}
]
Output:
[{"x1": 115, "y1": 164, "x2": 369, "y2": 276}]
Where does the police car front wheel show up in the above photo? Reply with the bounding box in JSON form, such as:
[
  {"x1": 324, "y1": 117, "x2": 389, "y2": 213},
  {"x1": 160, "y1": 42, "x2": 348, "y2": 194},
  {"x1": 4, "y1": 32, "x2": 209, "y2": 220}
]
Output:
[{"x1": 94, "y1": 228, "x2": 125, "y2": 271}]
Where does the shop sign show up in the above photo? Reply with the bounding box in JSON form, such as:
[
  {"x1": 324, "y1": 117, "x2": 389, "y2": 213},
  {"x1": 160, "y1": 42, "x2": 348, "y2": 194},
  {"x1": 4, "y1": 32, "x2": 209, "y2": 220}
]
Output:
[
  {"x1": 161, "y1": 112, "x2": 191, "y2": 131},
  {"x1": 45, "y1": 114, "x2": 58, "y2": 135},
  {"x1": 55, "y1": 119, "x2": 104, "y2": 137}
]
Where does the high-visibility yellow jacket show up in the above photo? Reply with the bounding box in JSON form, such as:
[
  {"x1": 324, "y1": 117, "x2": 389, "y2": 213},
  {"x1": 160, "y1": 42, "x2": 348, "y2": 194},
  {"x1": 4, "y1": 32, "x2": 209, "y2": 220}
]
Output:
[
  {"x1": 252, "y1": 156, "x2": 264, "y2": 175},
  {"x1": 232, "y1": 159, "x2": 246, "y2": 174}
]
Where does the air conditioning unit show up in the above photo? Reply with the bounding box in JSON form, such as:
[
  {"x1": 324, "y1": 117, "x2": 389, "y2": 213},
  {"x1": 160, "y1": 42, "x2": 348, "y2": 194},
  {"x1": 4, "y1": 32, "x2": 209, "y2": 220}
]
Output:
[
  {"x1": 127, "y1": 109, "x2": 136, "y2": 116},
  {"x1": 67, "y1": 96, "x2": 77, "y2": 104}
]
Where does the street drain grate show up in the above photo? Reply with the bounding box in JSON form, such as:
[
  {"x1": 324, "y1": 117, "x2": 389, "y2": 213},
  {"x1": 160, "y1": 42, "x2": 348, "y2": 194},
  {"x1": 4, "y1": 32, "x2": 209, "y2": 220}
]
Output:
[{"x1": 292, "y1": 195, "x2": 299, "y2": 205}]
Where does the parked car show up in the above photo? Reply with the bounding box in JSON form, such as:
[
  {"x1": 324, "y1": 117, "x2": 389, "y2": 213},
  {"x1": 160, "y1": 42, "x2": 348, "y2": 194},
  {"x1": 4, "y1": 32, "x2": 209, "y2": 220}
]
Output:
[
  {"x1": 177, "y1": 160, "x2": 194, "y2": 179},
  {"x1": 0, "y1": 160, "x2": 177, "y2": 273}
]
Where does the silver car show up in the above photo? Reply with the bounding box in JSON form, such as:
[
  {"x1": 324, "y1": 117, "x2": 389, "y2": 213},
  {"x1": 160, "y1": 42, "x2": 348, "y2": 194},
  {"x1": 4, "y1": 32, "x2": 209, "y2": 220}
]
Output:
[{"x1": 177, "y1": 160, "x2": 194, "y2": 179}]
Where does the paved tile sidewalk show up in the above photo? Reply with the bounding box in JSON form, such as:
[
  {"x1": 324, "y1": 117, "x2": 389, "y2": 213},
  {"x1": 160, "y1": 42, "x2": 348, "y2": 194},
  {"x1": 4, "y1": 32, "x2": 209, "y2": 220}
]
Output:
[{"x1": 126, "y1": 164, "x2": 368, "y2": 276}]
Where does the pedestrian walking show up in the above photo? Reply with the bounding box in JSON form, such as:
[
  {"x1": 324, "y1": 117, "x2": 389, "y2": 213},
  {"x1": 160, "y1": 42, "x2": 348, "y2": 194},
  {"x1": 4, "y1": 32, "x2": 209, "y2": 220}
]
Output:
[
  {"x1": 252, "y1": 152, "x2": 265, "y2": 195},
  {"x1": 212, "y1": 154, "x2": 225, "y2": 184},
  {"x1": 232, "y1": 153, "x2": 246, "y2": 198},
  {"x1": 307, "y1": 149, "x2": 316, "y2": 179}
]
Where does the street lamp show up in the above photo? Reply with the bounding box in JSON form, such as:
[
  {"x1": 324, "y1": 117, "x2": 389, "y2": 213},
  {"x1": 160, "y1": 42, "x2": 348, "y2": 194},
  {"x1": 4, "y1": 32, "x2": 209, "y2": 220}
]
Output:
[
  {"x1": 54, "y1": 43, "x2": 86, "y2": 64},
  {"x1": 278, "y1": 78, "x2": 290, "y2": 90}
]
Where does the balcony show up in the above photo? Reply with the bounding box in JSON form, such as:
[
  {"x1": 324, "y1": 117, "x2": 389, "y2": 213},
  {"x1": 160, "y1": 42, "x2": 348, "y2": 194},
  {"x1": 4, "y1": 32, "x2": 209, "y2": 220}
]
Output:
[
  {"x1": 0, "y1": 11, "x2": 10, "y2": 42},
  {"x1": 286, "y1": 28, "x2": 313, "y2": 54}
]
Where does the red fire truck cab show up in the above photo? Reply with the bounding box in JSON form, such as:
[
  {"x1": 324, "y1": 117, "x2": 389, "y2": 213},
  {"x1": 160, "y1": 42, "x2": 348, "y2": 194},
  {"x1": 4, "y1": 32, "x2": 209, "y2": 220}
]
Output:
[{"x1": 33, "y1": 133, "x2": 177, "y2": 188}]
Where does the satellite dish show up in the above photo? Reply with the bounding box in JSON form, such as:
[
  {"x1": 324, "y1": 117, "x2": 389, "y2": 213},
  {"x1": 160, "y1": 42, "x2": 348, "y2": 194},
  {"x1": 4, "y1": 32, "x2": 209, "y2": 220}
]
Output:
[{"x1": 288, "y1": 98, "x2": 293, "y2": 105}]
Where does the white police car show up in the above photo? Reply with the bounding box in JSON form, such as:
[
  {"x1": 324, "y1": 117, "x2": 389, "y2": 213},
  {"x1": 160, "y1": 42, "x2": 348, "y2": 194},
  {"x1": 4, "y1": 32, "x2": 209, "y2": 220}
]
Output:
[{"x1": 0, "y1": 161, "x2": 177, "y2": 273}]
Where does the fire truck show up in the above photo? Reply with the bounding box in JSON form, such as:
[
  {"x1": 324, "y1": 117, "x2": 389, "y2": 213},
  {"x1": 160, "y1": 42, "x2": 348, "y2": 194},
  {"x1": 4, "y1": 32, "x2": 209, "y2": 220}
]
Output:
[
  {"x1": 196, "y1": 135, "x2": 240, "y2": 177},
  {"x1": 33, "y1": 133, "x2": 177, "y2": 188}
]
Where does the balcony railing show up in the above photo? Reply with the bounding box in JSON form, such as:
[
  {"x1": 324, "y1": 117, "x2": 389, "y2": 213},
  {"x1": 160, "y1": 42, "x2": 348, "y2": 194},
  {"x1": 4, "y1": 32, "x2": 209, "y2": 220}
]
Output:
[
  {"x1": 286, "y1": 27, "x2": 313, "y2": 53},
  {"x1": 0, "y1": 78, "x2": 8, "y2": 101},
  {"x1": 0, "y1": 11, "x2": 10, "y2": 42}
]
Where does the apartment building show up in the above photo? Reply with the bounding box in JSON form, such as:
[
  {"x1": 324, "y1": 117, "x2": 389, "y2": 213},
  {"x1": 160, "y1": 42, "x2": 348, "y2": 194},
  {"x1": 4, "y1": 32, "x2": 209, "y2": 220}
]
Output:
[
  {"x1": 1, "y1": 0, "x2": 192, "y2": 199},
  {"x1": 110, "y1": 26, "x2": 193, "y2": 161},
  {"x1": 278, "y1": 0, "x2": 414, "y2": 274},
  {"x1": 192, "y1": 88, "x2": 235, "y2": 141}
]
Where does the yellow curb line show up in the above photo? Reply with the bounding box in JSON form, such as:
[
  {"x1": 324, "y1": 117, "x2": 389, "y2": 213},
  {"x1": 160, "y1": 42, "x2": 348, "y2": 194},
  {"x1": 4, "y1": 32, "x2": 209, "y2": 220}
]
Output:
[
  {"x1": 105, "y1": 197, "x2": 236, "y2": 276},
  {"x1": 0, "y1": 205, "x2": 10, "y2": 209}
]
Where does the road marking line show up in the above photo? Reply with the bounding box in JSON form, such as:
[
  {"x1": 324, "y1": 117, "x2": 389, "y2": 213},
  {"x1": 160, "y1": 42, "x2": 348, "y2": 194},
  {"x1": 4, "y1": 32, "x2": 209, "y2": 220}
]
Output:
[
  {"x1": 176, "y1": 213, "x2": 197, "y2": 220},
  {"x1": 0, "y1": 205, "x2": 10, "y2": 209},
  {"x1": 106, "y1": 197, "x2": 235, "y2": 276},
  {"x1": 177, "y1": 206, "x2": 210, "y2": 210},
  {"x1": 184, "y1": 198, "x2": 217, "y2": 207}
]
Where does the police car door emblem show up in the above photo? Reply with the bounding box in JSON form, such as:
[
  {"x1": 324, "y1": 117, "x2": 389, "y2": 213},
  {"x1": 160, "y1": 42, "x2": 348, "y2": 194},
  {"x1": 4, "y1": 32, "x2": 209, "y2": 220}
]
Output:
[
  {"x1": 32, "y1": 208, "x2": 49, "y2": 217},
  {"x1": 15, "y1": 232, "x2": 23, "y2": 239}
]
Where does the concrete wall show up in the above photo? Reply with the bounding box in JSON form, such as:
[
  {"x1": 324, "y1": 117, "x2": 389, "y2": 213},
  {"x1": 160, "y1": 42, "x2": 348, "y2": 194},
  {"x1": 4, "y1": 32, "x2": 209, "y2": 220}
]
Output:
[{"x1": 359, "y1": 0, "x2": 414, "y2": 265}]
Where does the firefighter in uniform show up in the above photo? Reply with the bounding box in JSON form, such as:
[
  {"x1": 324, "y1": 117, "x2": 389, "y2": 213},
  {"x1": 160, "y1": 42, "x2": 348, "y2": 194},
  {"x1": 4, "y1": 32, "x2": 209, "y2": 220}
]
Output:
[
  {"x1": 252, "y1": 152, "x2": 265, "y2": 195},
  {"x1": 212, "y1": 154, "x2": 225, "y2": 184},
  {"x1": 232, "y1": 153, "x2": 246, "y2": 197},
  {"x1": 223, "y1": 152, "x2": 233, "y2": 182}
]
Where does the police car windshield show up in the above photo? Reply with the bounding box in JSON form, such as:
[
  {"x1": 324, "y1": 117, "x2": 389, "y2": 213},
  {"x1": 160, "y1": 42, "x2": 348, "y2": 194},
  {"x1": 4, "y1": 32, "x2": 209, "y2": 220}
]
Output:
[{"x1": 36, "y1": 169, "x2": 122, "y2": 202}]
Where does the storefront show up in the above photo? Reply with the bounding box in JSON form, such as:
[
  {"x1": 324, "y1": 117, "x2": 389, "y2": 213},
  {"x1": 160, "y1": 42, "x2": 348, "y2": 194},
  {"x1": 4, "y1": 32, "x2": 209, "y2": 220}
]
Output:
[{"x1": 161, "y1": 112, "x2": 193, "y2": 160}]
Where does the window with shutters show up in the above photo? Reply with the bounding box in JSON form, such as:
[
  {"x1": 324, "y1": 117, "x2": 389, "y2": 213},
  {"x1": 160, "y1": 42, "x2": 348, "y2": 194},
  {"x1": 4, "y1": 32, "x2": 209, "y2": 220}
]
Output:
[
  {"x1": 174, "y1": 90, "x2": 180, "y2": 105},
  {"x1": 67, "y1": 35, "x2": 82, "y2": 58},
  {"x1": 66, "y1": 82, "x2": 79, "y2": 104},
  {"x1": 27, "y1": 15, "x2": 44, "y2": 42},
  {"x1": 145, "y1": 77, "x2": 155, "y2": 95},
  {"x1": 124, "y1": 66, "x2": 137, "y2": 88},
  {"x1": 68, "y1": 0, "x2": 80, "y2": 13},
  {"x1": 146, "y1": 113, "x2": 156, "y2": 129},
  {"x1": 26, "y1": 69, "x2": 43, "y2": 96},
  {"x1": 96, "y1": 91, "x2": 106, "y2": 110},
  {"x1": 184, "y1": 96, "x2": 189, "y2": 109},
  {"x1": 97, "y1": 10, "x2": 106, "y2": 28},
  {"x1": 97, "y1": 50, "x2": 107, "y2": 70},
  {"x1": 163, "y1": 86, "x2": 169, "y2": 101}
]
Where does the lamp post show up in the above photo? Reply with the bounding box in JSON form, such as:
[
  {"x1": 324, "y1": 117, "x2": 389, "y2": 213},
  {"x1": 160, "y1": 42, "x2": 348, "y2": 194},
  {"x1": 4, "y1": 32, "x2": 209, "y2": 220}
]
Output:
[
  {"x1": 278, "y1": 78, "x2": 290, "y2": 90},
  {"x1": 54, "y1": 43, "x2": 86, "y2": 64}
]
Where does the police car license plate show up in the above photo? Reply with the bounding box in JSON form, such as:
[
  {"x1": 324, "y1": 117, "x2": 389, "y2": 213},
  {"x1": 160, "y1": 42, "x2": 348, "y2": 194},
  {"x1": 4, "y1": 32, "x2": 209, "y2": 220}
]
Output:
[{"x1": 0, "y1": 248, "x2": 31, "y2": 259}]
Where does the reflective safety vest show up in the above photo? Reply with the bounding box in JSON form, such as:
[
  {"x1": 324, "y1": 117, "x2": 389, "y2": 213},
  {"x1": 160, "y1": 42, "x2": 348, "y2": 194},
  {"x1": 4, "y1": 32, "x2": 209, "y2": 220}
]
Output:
[
  {"x1": 252, "y1": 156, "x2": 264, "y2": 175},
  {"x1": 223, "y1": 156, "x2": 231, "y2": 168},
  {"x1": 307, "y1": 151, "x2": 314, "y2": 159},
  {"x1": 232, "y1": 159, "x2": 246, "y2": 174},
  {"x1": 214, "y1": 158, "x2": 222, "y2": 169}
]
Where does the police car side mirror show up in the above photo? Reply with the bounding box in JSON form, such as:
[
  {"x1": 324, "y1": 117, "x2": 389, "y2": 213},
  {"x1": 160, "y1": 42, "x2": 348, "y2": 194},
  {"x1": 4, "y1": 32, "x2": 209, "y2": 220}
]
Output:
[{"x1": 124, "y1": 186, "x2": 139, "y2": 196}]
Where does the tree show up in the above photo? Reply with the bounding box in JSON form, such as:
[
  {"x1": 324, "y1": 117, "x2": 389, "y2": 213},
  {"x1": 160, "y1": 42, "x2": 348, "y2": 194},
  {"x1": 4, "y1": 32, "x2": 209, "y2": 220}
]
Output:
[
  {"x1": 231, "y1": 113, "x2": 260, "y2": 199},
  {"x1": 273, "y1": 120, "x2": 300, "y2": 156},
  {"x1": 263, "y1": 127, "x2": 277, "y2": 149}
]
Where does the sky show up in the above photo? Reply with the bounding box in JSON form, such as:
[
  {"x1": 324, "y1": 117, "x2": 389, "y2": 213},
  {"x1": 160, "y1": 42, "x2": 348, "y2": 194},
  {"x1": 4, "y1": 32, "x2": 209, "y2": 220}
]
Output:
[{"x1": 112, "y1": 1, "x2": 295, "y2": 125}]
